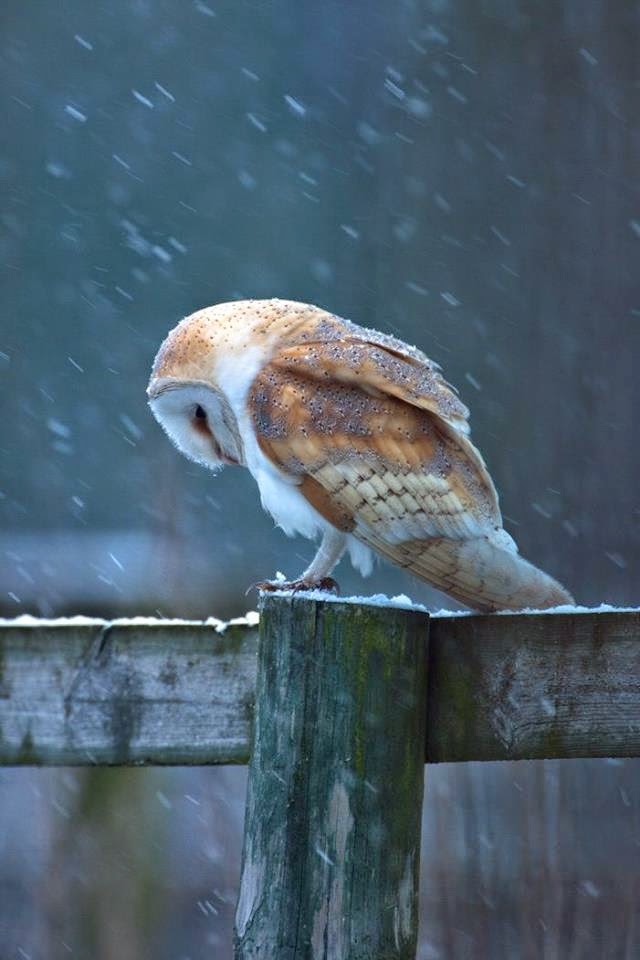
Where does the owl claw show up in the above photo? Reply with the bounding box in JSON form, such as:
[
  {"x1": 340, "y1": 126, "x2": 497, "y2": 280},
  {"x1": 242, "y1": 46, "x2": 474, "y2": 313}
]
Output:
[{"x1": 249, "y1": 577, "x2": 340, "y2": 596}]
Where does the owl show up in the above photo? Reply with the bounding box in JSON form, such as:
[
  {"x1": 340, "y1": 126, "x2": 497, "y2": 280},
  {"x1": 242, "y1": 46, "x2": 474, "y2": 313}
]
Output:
[{"x1": 147, "y1": 299, "x2": 573, "y2": 612}]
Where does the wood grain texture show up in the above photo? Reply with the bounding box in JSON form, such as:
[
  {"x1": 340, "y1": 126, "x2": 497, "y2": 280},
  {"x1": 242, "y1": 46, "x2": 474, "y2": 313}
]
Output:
[
  {"x1": 426, "y1": 610, "x2": 640, "y2": 762},
  {"x1": 0, "y1": 620, "x2": 258, "y2": 765},
  {"x1": 234, "y1": 596, "x2": 429, "y2": 960},
  {"x1": 0, "y1": 609, "x2": 638, "y2": 766}
]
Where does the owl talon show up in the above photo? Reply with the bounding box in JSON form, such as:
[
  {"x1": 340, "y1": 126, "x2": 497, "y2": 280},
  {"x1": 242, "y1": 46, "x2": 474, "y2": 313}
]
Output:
[
  {"x1": 311, "y1": 576, "x2": 340, "y2": 595},
  {"x1": 248, "y1": 579, "x2": 280, "y2": 594},
  {"x1": 249, "y1": 577, "x2": 340, "y2": 595}
]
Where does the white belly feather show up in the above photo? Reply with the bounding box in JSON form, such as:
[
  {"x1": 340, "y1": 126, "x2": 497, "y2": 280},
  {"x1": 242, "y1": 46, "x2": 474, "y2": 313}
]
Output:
[{"x1": 214, "y1": 344, "x2": 372, "y2": 576}]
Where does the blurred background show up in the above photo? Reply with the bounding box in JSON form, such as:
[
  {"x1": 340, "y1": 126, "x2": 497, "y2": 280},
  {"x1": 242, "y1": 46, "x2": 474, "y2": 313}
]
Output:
[{"x1": 1, "y1": 0, "x2": 638, "y2": 956}]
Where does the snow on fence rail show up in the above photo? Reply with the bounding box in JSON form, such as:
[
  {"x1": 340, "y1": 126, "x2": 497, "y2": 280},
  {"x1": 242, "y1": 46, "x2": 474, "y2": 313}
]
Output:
[{"x1": 1, "y1": 598, "x2": 639, "y2": 959}]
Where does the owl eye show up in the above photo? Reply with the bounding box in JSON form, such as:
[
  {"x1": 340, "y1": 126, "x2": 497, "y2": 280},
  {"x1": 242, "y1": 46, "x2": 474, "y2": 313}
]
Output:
[{"x1": 192, "y1": 404, "x2": 211, "y2": 436}]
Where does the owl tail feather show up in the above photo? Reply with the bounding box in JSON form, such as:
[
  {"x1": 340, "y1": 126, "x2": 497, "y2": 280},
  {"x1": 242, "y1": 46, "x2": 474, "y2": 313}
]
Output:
[
  {"x1": 444, "y1": 538, "x2": 573, "y2": 612},
  {"x1": 386, "y1": 532, "x2": 574, "y2": 613}
]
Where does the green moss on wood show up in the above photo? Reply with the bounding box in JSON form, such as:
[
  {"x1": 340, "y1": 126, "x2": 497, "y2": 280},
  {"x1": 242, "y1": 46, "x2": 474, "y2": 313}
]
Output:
[
  {"x1": 16, "y1": 728, "x2": 39, "y2": 764},
  {"x1": 539, "y1": 723, "x2": 566, "y2": 760},
  {"x1": 431, "y1": 655, "x2": 481, "y2": 761}
]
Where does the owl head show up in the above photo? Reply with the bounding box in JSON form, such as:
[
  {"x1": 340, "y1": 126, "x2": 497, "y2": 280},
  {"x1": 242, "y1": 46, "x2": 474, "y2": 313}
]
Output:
[
  {"x1": 147, "y1": 303, "x2": 248, "y2": 471},
  {"x1": 148, "y1": 297, "x2": 339, "y2": 472}
]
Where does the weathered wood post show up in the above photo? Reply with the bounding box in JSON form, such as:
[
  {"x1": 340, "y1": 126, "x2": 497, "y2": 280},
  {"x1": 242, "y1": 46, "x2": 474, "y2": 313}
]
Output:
[{"x1": 234, "y1": 595, "x2": 429, "y2": 960}]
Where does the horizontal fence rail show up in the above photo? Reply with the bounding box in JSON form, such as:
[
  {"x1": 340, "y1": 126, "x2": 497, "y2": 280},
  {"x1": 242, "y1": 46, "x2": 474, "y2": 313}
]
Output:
[{"x1": 0, "y1": 606, "x2": 638, "y2": 766}]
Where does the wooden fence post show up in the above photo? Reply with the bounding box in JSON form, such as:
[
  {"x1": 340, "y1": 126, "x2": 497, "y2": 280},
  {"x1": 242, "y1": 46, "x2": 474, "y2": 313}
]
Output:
[{"x1": 234, "y1": 596, "x2": 430, "y2": 960}]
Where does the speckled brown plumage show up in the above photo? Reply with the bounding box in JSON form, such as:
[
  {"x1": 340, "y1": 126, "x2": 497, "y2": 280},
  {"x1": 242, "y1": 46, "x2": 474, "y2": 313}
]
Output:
[
  {"x1": 249, "y1": 343, "x2": 510, "y2": 608},
  {"x1": 148, "y1": 298, "x2": 573, "y2": 610}
]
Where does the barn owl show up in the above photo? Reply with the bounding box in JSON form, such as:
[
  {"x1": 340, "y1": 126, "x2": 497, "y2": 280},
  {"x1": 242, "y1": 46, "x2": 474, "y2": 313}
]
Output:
[{"x1": 147, "y1": 299, "x2": 573, "y2": 612}]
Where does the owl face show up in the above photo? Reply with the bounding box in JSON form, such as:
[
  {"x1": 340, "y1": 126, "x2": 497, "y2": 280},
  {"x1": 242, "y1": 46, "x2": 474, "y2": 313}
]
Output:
[{"x1": 148, "y1": 378, "x2": 243, "y2": 470}]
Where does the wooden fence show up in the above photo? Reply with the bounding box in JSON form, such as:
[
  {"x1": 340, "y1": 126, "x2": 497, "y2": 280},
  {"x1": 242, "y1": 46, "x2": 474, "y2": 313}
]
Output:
[{"x1": 1, "y1": 598, "x2": 639, "y2": 958}]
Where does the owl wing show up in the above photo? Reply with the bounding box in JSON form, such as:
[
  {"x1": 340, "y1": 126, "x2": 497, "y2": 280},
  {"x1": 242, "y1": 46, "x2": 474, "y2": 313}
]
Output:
[
  {"x1": 270, "y1": 332, "x2": 472, "y2": 435},
  {"x1": 249, "y1": 337, "x2": 509, "y2": 603}
]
